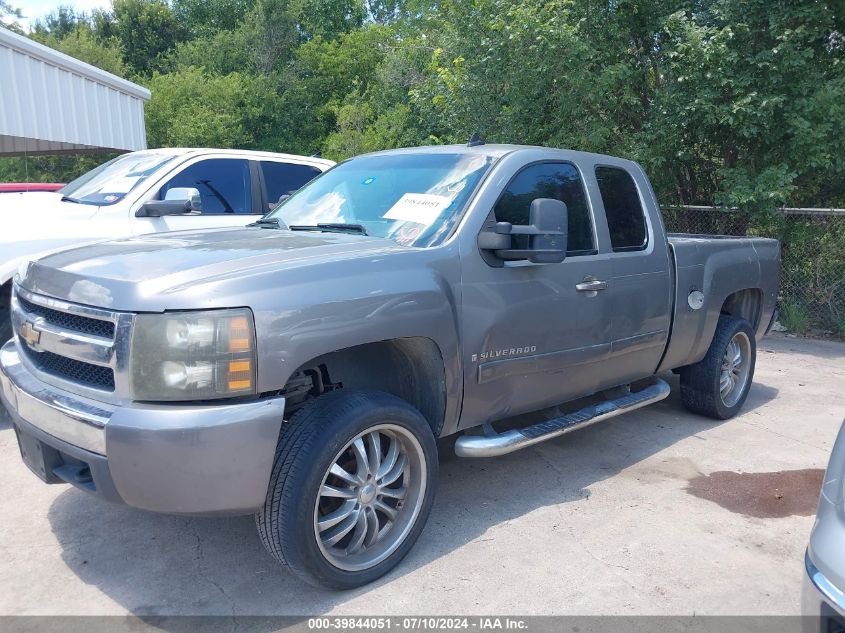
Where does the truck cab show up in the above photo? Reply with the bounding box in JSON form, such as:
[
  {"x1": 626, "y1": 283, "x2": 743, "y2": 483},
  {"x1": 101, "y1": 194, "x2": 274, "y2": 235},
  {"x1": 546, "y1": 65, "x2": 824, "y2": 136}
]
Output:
[{"x1": 457, "y1": 149, "x2": 674, "y2": 427}]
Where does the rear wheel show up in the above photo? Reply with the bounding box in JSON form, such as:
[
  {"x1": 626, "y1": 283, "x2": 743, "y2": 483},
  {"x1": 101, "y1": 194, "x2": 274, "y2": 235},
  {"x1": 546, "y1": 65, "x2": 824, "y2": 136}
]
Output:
[
  {"x1": 256, "y1": 390, "x2": 438, "y2": 589},
  {"x1": 680, "y1": 314, "x2": 756, "y2": 420}
]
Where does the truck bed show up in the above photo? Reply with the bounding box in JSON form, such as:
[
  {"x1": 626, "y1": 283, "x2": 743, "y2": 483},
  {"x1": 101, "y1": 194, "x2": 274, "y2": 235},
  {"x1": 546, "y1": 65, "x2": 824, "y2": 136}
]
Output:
[{"x1": 658, "y1": 234, "x2": 780, "y2": 373}]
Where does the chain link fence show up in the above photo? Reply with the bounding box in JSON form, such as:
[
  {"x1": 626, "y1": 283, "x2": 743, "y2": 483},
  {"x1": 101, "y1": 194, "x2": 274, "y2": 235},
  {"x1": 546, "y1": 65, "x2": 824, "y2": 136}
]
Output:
[{"x1": 661, "y1": 206, "x2": 845, "y2": 338}]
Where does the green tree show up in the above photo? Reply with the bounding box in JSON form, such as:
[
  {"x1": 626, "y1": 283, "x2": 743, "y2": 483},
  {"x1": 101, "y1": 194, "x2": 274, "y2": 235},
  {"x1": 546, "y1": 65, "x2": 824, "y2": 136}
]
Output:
[
  {"x1": 0, "y1": 154, "x2": 117, "y2": 187},
  {"x1": 296, "y1": 0, "x2": 365, "y2": 41},
  {"x1": 399, "y1": 0, "x2": 845, "y2": 210},
  {"x1": 103, "y1": 0, "x2": 187, "y2": 76},
  {"x1": 32, "y1": 6, "x2": 85, "y2": 39},
  {"x1": 407, "y1": 0, "x2": 604, "y2": 146},
  {"x1": 6, "y1": 0, "x2": 845, "y2": 216},
  {"x1": 145, "y1": 67, "x2": 285, "y2": 149},
  {"x1": 172, "y1": 0, "x2": 255, "y2": 39},
  {"x1": 246, "y1": 0, "x2": 299, "y2": 74},
  {"x1": 648, "y1": 0, "x2": 845, "y2": 209},
  {"x1": 167, "y1": 25, "x2": 255, "y2": 75},
  {"x1": 323, "y1": 95, "x2": 418, "y2": 159},
  {"x1": 31, "y1": 25, "x2": 128, "y2": 77},
  {"x1": 276, "y1": 24, "x2": 398, "y2": 152},
  {"x1": 1, "y1": 0, "x2": 22, "y2": 32},
  {"x1": 243, "y1": 0, "x2": 365, "y2": 75}
]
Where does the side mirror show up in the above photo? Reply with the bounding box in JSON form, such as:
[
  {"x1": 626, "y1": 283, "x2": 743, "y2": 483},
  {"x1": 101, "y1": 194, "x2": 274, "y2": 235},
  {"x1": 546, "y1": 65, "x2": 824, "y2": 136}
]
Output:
[
  {"x1": 479, "y1": 198, "x2": 568, "y2": 264},
  {"x1": 136, "y1": 187, "x2": 202, "y2": 217}
]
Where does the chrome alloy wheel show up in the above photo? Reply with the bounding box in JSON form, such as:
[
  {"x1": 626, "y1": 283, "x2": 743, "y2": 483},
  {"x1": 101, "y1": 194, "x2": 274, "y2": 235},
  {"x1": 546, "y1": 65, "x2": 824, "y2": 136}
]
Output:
[
  {"x1": 720, "y1": 331, "x2": 752, "y2": 407},
  {"x1": 313, "y1": 424, "x2": 426, "y2": 572}
]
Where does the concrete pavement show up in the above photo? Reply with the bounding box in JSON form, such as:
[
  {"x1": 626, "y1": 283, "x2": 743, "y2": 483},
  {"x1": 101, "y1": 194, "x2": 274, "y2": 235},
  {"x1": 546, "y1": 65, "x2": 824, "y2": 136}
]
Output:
[{"x1": 0, "y1": 334, "x2": 842, "y2": 616}]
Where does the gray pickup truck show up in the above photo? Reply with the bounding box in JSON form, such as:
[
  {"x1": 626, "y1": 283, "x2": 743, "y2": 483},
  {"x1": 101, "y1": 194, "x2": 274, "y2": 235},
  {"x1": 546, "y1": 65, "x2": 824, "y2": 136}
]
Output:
[{"x1": 1, "y1": 143, "x2": 779, "y2": 588}]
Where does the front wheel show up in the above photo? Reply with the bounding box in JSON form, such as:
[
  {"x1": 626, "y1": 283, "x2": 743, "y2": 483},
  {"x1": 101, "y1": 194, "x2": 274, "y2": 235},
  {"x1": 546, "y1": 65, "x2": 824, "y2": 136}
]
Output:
[
  {"x1": 256, "y1": 390, "x2": 438, "y2": 589},
  {"x1": 680, "y1": 314, "x2": 757, "y2": 419}
]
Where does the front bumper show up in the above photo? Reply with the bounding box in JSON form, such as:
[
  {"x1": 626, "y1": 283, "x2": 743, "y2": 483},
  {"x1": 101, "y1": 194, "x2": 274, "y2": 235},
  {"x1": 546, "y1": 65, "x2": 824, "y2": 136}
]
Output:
[
  {"x1": 803, "y1": 550, "x2": 845, "y2": 632},
  {"x1": 0, "y1": 340, "x2": 285, "y2": 515}
]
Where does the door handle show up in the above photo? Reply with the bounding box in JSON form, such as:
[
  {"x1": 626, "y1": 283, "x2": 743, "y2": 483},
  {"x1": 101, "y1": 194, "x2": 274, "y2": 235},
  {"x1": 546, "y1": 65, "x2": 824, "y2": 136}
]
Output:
[{"x1": 575, "y1": 279, "x2": 608, "y2": 292}]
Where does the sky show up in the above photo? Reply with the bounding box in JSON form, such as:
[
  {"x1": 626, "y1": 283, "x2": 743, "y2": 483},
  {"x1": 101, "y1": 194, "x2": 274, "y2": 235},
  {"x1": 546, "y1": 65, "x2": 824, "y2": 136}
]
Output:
[{"x1": 15, "y1": 0, "x2": 111, "y2": 30}]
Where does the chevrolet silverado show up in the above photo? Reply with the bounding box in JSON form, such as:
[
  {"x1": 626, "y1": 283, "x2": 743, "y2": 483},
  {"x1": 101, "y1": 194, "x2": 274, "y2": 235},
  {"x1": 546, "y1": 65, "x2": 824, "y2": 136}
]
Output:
[{"x1": 1, "y1": 143, "x2": 779, "y2": 588}]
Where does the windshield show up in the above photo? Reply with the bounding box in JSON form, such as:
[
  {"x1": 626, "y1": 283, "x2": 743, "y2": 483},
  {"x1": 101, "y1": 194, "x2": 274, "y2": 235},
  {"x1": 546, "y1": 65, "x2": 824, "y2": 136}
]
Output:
[
  {"x1": 266, "y1": 152, "x2": 493, "y2": 247},
  {"x1": 59, "y1": 152, "x2": 177, "y2": 206}
]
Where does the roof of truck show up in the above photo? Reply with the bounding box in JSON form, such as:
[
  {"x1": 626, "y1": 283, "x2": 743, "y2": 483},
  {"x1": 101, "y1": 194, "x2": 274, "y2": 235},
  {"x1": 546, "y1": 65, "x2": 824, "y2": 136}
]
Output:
[
  {"x1": 112, "y1": 148, "x2": 335, "y2": 167},
  {"x1": 362, "y1": 143, "x2": 638, "y2": 166}
]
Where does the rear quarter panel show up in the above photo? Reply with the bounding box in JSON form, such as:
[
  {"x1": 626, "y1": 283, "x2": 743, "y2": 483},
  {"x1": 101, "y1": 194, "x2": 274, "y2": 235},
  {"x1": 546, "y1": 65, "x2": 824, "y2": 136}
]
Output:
[{"x1": 658, "y1": 235, "x2": 779, "y2": 372}]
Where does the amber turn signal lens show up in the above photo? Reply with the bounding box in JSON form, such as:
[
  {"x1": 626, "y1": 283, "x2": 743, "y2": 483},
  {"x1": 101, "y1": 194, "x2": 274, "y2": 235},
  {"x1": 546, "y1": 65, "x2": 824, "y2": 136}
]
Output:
[
  {"x1": 228, "y1": 316, "x2": 251, "y2": 352},
  {"x1": 227, "y1": 359, "x2": 253, "y2": 391}
]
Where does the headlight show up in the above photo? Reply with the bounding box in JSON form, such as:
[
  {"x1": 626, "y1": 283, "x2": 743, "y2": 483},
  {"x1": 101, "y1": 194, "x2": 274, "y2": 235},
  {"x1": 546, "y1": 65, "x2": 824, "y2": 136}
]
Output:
[{"x1": 130, "y1": 308, "x2": 257, "y2": 401}]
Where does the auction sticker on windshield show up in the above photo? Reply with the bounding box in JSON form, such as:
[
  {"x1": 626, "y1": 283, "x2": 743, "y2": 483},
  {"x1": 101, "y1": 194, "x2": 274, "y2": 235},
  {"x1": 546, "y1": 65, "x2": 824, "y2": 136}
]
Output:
[{"x1": 384, "y1": 193, "x2": 452, "y2": 225}]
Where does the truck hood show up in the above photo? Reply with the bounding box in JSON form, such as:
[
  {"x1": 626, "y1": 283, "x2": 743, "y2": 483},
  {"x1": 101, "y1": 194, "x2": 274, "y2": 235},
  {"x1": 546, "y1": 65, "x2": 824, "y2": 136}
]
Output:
[
  {"x1": 0, "y1": 192, "x2": 98, "y2": 231},
  {"x1": 20, "y1": 227, "x2": 408, "y2": 311},
  {"x1": 0, "y1": 192, "x2": 102, "y2": 282}
]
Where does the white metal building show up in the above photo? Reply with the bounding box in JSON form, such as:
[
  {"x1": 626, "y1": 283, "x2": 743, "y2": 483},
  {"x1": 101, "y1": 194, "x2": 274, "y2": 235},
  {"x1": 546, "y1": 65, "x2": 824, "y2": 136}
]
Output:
[{"x1": 0, "y1": 27, "x2": 150, "y2": 155}]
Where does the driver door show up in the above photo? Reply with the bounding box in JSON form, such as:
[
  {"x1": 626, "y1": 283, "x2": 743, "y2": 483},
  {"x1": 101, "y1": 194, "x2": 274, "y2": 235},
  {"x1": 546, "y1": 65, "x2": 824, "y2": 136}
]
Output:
[{"x1": 458, "y1": 161, "x2": 615, "y2": 430}]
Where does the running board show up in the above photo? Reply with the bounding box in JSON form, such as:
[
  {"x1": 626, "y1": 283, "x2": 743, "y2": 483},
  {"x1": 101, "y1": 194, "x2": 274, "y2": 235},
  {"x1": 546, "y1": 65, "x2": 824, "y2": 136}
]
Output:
[{"x1": 454, "y1": 378, "x2": 671, "y2": 458}]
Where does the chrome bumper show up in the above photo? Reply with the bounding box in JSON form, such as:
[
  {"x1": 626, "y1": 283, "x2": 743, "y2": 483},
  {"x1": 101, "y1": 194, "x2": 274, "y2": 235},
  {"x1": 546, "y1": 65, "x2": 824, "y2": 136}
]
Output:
[
  {"x1": 1, "y1": 340, "x2": 110, "y2": 454},
  {"x1": 1, "y1": 339, "x2": 286, "y2": 515},
  {"x1": 805, "y1": 549, "x2": 845, "y2": 618}
]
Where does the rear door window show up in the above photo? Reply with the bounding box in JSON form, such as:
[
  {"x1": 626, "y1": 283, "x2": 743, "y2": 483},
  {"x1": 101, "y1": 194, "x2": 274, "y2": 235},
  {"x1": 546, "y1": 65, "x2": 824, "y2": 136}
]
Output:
[
  {"x1": 261, "y1": 161, "x2": 323, "y2": 208},
  {"x1": 595, "y1": 166, "x2": 648, "y2": 251}
]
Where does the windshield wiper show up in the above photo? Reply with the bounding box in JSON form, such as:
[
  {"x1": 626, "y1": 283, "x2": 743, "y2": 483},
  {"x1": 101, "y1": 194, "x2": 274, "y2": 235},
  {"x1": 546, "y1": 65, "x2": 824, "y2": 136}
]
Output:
[
  {"x1": 61, "y1": 195, "x2": 81, "y2": 203},
  {"x1": 289, "y1": 223, "x2": 368, "y2": 235},
  {"x1": 248, "y1": 217, "x2": 288, "y2": 229}
]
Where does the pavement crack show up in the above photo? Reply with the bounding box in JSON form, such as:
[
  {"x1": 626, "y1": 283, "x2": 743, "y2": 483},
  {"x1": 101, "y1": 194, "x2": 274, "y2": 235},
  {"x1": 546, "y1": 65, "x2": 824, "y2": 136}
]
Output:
[
  {"x1": 186, "y1": 519, "x2": 238, "y2": 628},
  {"x1": 572, "y1": 533, "x2": 631, "y2": 573},
  {"x1": 532, "y1": 445, "x2": 570, "y2": 478},
  {"x1": 565, "y1": 525, "x2": 673, "y2": 615},
  {"x1": 739, "y1": 418, "x2": 830, "y2": 453}
]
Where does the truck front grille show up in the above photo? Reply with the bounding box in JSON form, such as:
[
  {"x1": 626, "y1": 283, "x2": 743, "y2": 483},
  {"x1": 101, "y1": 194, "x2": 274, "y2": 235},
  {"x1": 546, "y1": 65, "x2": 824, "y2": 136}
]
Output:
[
  {"x1": 16, "y1": 295, "x2": 116, "y2": 339},
  {"x1": 12, "y1": 286, "x2": 129, "y2": 399},
  {"x1": 20, "y1": 347, "x2": 116, "y2": 391}
]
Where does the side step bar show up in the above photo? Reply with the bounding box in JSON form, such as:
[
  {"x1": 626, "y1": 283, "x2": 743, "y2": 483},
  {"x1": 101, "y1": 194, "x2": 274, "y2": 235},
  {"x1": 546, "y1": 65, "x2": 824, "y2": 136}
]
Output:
[{"x1": 454, "y1": 378, "x2": 671, "y2": 458}]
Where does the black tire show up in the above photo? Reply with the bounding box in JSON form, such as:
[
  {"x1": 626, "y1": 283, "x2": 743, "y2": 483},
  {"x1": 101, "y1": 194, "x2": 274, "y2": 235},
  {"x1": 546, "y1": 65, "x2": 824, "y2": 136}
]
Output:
[
  {"x1": 256, "y1": 390, "x2": 438, "y2": 589},
  {"x1": 680, "y1": 314, "x2": 757, "y2": 420}
]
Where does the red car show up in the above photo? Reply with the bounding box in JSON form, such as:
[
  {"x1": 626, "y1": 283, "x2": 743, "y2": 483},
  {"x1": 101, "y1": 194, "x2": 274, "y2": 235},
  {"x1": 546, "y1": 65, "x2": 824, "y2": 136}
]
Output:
[{"x1": 0, "y1": 182, "x2": 64, "y2": 193}]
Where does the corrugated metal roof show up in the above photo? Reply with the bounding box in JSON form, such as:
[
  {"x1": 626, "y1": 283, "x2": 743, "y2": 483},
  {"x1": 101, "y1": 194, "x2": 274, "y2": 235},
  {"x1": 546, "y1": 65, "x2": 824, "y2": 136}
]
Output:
[{"x1": 0, "y1": 27, "x2": 150, "y2": 155}]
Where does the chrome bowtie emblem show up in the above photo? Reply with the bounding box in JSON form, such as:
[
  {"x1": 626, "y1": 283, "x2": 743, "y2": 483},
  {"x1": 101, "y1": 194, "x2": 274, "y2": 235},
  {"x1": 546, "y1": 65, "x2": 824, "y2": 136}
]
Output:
[{"x1": 19, "y1": 321, "x2": 41, "y2": 348}]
